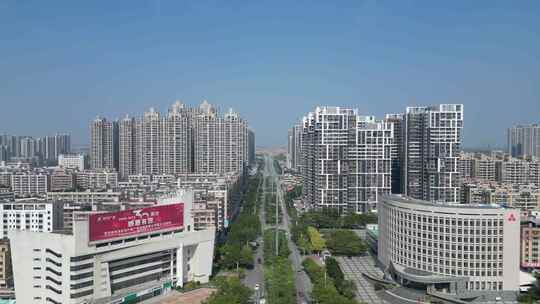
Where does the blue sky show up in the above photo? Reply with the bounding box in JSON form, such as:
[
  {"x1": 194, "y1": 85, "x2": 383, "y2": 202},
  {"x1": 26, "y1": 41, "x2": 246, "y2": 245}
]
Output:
[{"x1": 1, "y1": 1, "x2": 539, "y2": 148}]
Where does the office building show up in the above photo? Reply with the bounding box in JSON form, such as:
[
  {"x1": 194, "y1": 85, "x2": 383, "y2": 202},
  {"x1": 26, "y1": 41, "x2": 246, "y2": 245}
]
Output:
[
  {"x1": 378, "y1": 195, "x2": 520, "y2": 299},
  {"x1": 403, "y1": 104, "x2": 463, "y2": 203},
  {"x1": 9, "y1": 191, "x2": 215, "y2": 304},
  {"x1": 90, "y1": 117, "x2": 118, "y2": 170},
  {"x1": 508, "y1": 123, "x2": 540, "y2": 158},
  {"x1": 10, "y1": 173, "x2": 48, "y2": 197},
  {"x1": 58, "y1": 154, "x2": 84, "y2": 171},
  {"x1": 0, "y1": 200, "x2": 63, "y2": 239}
]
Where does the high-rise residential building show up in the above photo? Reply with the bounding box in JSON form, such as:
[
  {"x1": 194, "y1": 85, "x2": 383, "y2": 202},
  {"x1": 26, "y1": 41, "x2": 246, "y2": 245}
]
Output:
[
  {"x1": 90, "y1": 118, "x2": 118, "y2": 170},
  {"x1": 119, "y1": 115, "x2": 138, "y2": 179},
  {"x1": 403, "y1": 104, "x2": 464, "y2": 203},
  {"x1": 348, "y1": 116, "x2": 393, "y2": 213},
  {"x1": 163, "y1": 102, "x2": 193, "y2": 175},
  {"x1": 301, "y1": 107, "x2": 356, "y2": 212},
  {"x1": 194, "y1": 103, "x2": 248, "y2": 174},
  {"x1": 19, "y1": 137, "x2": 36, "y2": 159},
  {"x1": 286, "y1": 124, "x2": 302, "y2": 171},
  {"x1": 248, "y1": 128, "x2": 256, "y2": 166},
  {"x1": 384, "y1": 113, "x2": 404, "y2": 194},
  {"x1": 299, "y1": 106, "x2": 393, "y2": 213},
  {"x1": 92, "y1": 101, "x2": 251, "y2": 178},
  {"x1": 508, "y1": 123, "x2": 540, "y2": 158}
]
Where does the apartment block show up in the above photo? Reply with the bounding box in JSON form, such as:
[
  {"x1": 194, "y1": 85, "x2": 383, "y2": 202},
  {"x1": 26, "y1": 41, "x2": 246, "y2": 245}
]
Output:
[
  {"x1": 10, "y1": 173, "x2": 48, "y2": 197},
  {"x1": 508, "y1": 123, "x2": 540, "y2": 158},
  {"x1": 403, "y1": 104, "x2": 463, "y2": 203}
]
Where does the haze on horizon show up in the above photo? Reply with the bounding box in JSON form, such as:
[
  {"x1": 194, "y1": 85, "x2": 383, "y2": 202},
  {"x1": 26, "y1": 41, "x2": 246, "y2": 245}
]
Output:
[{"x1": 1, "y1": 1, "x2": 539, "y2": 149}]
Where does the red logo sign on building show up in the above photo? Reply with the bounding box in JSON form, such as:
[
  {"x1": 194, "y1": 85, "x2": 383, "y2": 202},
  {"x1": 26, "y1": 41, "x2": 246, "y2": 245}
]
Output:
[
  {"x1": 507, "y1": 213, "x2": 517, "y2": 222},
  {"x1": 89, "y1": 203, "x2": 184, "y2": 242}
]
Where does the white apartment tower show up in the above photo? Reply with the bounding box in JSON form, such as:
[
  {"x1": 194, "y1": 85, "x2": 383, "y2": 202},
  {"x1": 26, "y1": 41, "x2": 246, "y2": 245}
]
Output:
[
  {"x1": 348, "y1": 116, "x2": 393, "y2": 213},
  {"x1": 403, "y1": 104, "x2": 464, "y2": 203},
  {"x1": 299, "y1": 107, "x2": 393, "y2": 213}
]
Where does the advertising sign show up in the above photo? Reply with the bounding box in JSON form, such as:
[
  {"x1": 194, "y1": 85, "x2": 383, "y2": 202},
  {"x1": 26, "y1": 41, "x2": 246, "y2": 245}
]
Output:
[{"x1": 89, "y1": 203, "x2": 184, "y2": 242}]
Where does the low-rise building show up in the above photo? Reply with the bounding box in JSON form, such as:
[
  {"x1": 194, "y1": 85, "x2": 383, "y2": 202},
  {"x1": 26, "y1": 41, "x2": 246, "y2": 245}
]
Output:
[
  {"x1": 0, "y1": 199, "x2": 63, "y2": 239},
  {"x1": 58, "y1": 154, "x2": 85, "y2": 171},
  {"x1": 461, "y1": 179, "x2": 540, "y2": 210},
  {"x1": 76, "y1": 170, "x2": 118, "y2": 191},
  {"x1": 9, "y1": 191, "x2": 215, "y2": 304},
  {"x1": 49, "y1": 169, "x2": 75, "y2": 192},
  {"x1": 521, "y1": 218, "x2": 540, "y2": 269},
  {"x1": 47, "y1": 190, "x2": 121, "y2": 203},
  {"x1": 0, "y1": 239, "x2": 12, "y2": 289},
  {"x1": 0, "y1": 188, "x2": 14, "y2": 202},
  {"x1": 10, "y1": 173, "x2": 48, "y2": 197},
  {"x1": 192, "y1": 201, "x2": 217, "y2": 231}
]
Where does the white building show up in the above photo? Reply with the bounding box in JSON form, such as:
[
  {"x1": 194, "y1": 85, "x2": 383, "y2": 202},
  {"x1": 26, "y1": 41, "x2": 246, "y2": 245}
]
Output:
[
  {"x1": 378, "y1": 195, "x2": 520, "y2": 300},
  {"x1": 76, "y1": 170, "x2": 118, "y2": 191},
  {"x1": 9, "y1": 190, "x2": 215, "y2": 304},
  {"x1": 58, "y1": 154, "x2": 85, "y2": 171},
  {"x1": 0, "y1": 200, "x2": 63, "y2": 239},
  {"x1": 10, "y1": 173, "x2": 48, "y2": 197}
]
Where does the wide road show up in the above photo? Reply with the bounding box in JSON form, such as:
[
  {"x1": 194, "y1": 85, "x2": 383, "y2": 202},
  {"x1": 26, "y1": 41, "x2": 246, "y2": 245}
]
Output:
[
  {"x1": 265, "y1": 155, "x2": 312, "y2": 304},
  {"x1": 243, "y1": 157, "x2": 269, "y2": 302}
]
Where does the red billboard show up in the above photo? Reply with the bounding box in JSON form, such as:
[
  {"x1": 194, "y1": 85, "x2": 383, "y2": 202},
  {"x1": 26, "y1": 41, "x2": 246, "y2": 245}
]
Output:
[{"x1": 89, "y1": 203, "x2": 184, "y2": 242}]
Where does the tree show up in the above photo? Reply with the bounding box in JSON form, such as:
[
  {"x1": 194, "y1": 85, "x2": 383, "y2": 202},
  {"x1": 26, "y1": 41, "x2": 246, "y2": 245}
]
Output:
[
  {"x1": 307, "y1": 227, "x2": 326, "y2": 252},
  {"x1": 203, "y1": 277, "x2": 252, "y2": 304},
  {"x1": 239, "y1": 244, "x2": 254, "y2": 267},
  {"x1": 324, "y1": 230, "x2": 367, "y2": 256}
]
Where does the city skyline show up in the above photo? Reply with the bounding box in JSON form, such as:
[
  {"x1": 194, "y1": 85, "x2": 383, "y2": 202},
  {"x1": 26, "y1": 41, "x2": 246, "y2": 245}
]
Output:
[{"x1": 1, "y1": 1, "x2": 540, "y2": 147}]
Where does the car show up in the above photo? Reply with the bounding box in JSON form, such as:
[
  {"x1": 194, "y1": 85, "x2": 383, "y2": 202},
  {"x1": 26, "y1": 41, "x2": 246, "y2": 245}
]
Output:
[{"x1": 254, "y1": 283, "x2": 260, "y2": 291}]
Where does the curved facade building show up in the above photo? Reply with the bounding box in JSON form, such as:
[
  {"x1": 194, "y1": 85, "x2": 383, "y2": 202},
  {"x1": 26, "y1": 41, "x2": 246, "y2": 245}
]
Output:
[{"x1": 378, "y1": 195, "x2": 520, "y2": 297}]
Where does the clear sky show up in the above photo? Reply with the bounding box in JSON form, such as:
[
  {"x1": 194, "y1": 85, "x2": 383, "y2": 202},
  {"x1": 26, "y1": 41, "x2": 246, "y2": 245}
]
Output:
[{"x1": 1, "y1": 1, "x2": 539, "y2": 148}]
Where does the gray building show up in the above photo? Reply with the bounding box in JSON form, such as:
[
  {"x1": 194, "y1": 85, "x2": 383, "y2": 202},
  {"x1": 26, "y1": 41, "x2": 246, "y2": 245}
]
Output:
[
  {"x1": 508, "y1": 123, "x2": 540, "y2": 158},
  {"x1": 403, "y1": 104, "x2": 464, "y2": 203},
  {"x1": 90, "y1": 118, "x2": 118, "y2": 171}
]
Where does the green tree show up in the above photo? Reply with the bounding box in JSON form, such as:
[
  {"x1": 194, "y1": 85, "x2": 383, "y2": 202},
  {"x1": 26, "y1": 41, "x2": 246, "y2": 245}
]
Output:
[
  {"x1": 324, "y1": 230, "x2": 367, "y2": 256},
  {"x1": 203, "y1": 277, "x2": 252, "y2": 304},
  {"x1": 307, "y1": 227, "x2": 326, "y2": 252},
  {"x1": 240, "y1": 244, "x2": 254, "y2": 267}
]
